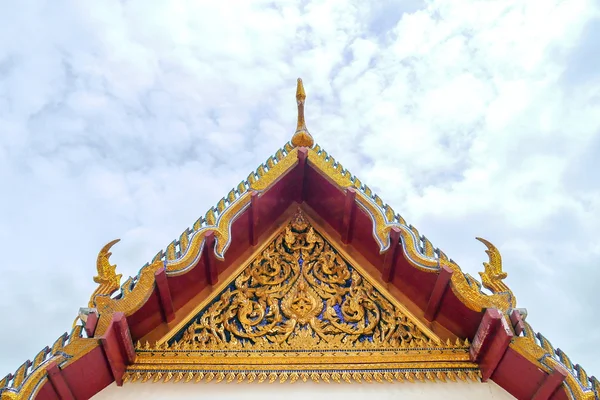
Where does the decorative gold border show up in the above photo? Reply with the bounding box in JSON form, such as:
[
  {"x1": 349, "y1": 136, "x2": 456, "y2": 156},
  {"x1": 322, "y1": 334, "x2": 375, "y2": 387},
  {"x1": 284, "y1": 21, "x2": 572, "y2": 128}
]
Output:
[
  {"x1": 132, "y1": 344, "x2": 474, "y2": 371},
  {"x1": 166, "y1": 192, "x2": 251, "y2": 274},
  {"x1": 510, "y1": 321, "x2": 599, "y2": 400},
  {"x1": 165, "y1": 146, "x2": 299, "y2": 274},
  {"x1": 122, "y1": 368, "x2": 482, "y2": 385},
  {"x1": 0, "y1": 326, "x2": 97, "y2": 400}
]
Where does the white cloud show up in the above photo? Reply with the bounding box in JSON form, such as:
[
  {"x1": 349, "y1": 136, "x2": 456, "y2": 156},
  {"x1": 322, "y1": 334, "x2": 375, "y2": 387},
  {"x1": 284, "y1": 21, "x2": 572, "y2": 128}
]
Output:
[{"x1": 1, "y1": 0, "x2": 599, "y2": 382}]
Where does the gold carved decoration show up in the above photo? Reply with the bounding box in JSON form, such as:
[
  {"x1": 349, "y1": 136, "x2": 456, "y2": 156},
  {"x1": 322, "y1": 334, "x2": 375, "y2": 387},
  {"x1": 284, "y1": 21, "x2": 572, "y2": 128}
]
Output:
[
  {"x1": 170, "y1": 211, "x2": 435, "y2": 350},
  {"x1": 307, "y1": 146, "x2": 354, "y2": 189},
  {"x1": 248, "y1": 147, "x2": 298, "y2": 193},
  {"x1": 475, "y1": 237, "x2": 511, "y2": 296},
  {"x1": 93, "y1": 259, "x2": 164, "y2": 336},
  {"x1": 160, "y1": 146, "x2": 299, "y2": 275},
  {"x1": 0, "y1": 326, "x2": 97, "y2": 400},
  {"x1": 306, "y1": 144, "x2": 515, "y2": 312},
  {"x1": 511, "y1": 321, "x2": 599, "y2": 400},
  {"x1": 122, "y1": 368, "x2": 481, "y2": 385},
  {"x1": 75, "y1": 239, "x2": 165, "y2": 337},
  {"x1": 441, "y1": 237, "x2": 515, "y2": 313},
  {"x1": 89, "y1": 239, "x2": 122, "y2": 307},
  {"x1": 126, "y1": 212, "x2": 480, "y2": 381},
  {"x1": 2, "y1": 79, "x2": 592, "y2": 400},
  {"x1": 291, "y1": 78, "x2": 314, "y2": 148},
  {"x1": 165, "y1": 192, "x2": 251, "y2": 273}
]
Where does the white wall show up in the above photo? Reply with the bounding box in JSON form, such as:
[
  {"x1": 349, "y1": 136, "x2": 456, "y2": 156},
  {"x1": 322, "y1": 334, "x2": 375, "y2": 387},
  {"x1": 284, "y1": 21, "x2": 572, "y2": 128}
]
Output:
[{"x1": 94, "y1": 379, "x2": 515, "y2": 400}]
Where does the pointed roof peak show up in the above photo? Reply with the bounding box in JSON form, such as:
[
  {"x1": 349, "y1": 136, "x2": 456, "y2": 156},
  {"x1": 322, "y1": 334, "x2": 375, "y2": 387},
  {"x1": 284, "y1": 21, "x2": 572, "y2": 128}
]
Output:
[
  {"x1": 296, "y1": 77, "x2": 306, "y2": 101},
  {"x1": 291, "y1": 78, "x2": 314, "y2": 148}
]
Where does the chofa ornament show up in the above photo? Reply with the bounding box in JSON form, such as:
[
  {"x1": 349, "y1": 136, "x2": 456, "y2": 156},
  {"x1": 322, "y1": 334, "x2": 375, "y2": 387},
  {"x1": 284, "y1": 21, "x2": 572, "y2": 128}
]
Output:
[{"x1": 89, "y1": 238, "x2": 122, "y2": 308}]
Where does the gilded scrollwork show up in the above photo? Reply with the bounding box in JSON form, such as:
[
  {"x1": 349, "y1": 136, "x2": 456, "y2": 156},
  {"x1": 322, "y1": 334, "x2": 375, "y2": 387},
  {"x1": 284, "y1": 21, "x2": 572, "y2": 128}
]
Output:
[
  {"x1": 168, "y1": 212, "x2": 432, "y2": 351},
  {"x1": 122, "y1": 368, "x2": 482, "y2": 385}
]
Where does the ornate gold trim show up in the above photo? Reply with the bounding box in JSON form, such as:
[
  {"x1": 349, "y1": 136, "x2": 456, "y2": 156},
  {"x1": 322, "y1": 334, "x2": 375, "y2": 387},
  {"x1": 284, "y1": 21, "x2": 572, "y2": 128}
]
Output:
[
  {"x1": 133, "y1": 339, "x2": 473, "y2": 369},
  {"x1": 122, "y1": 368, "x2": 482, "y2": 385},
  {"x1": 0, "y1": 326, "x2": 97, "y2": 400},
  {"x1": 148, "y1": 144, "x2": 298, "y2": 271},
  {"x1": 88, "y1": 239, "x2": 122, "y2": 308},
  {"x1": 249, "y1": 147, "x2": 299, "y2": 193},
  {"x1": 511, "y1": 321, "x2": 599, "y2": 400},
  {"x1": 300, "y1": 211, "x2": 442, "y2": 343},
  {"x1": 356, "y1": 194, "x2": 516, "y2": 311},
  {"x1": 165, "y1": 146, "x2": 299, "y2": 275},
  {"x1": 166, "y1": 191, "x2": 251, "y2": 273}
]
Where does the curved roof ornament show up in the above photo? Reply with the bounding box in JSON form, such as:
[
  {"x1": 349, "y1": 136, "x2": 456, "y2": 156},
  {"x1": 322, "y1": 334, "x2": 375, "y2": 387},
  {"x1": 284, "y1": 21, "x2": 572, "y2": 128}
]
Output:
[
  {"x1": 475, "y1": 237, "x2": 515, "y2": 307},
  {"x1": 89, "y1": 239, "x2": 122, "y2": 307},
  {"x1": 291, "y1": 78, "x2": 314, "y2": 148}
]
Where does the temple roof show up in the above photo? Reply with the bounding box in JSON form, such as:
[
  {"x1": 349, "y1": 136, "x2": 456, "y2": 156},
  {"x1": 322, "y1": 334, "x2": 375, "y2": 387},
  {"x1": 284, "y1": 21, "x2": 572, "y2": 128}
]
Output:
[{"x1": 0, "y1": 79, "x2": 598, "y2": 400}]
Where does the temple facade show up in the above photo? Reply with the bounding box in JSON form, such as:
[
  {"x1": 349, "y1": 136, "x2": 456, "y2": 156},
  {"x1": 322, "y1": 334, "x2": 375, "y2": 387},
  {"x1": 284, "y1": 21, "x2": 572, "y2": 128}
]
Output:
[{"x1": 0, "y1": 79, "x2": 597, "y2": 400}]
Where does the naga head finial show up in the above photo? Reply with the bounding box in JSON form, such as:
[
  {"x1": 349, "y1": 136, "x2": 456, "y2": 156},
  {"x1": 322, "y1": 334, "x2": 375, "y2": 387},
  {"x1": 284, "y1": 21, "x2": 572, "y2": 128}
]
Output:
[
  {"x1": 475, "y1": 237, "x2": 515, "y2": 307},
  {"x1": 94, "y1": 239, "x2": 122, "y2": 287},
  {"x1": 88, "y1": 239, "x2": 123, "y2": 308},
  {"x1": 291, "y1": 78, "x2": 314, "y2": 148}
]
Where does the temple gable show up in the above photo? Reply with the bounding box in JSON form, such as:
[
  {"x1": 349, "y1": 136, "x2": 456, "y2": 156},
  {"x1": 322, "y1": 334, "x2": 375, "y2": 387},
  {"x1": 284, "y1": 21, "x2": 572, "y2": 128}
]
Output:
[
  {"x1": 126, "y1": 211, "x2": 478, "y2": 385},
  {"x1": 2, "y1": 78, "x2": 596, "y2": 400}
]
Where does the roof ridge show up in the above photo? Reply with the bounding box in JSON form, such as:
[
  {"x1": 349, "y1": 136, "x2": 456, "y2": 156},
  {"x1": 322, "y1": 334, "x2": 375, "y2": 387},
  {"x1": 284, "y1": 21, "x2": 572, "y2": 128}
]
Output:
[{"x1": 125, "y1": 141, "x2": 447, "y2": 287}]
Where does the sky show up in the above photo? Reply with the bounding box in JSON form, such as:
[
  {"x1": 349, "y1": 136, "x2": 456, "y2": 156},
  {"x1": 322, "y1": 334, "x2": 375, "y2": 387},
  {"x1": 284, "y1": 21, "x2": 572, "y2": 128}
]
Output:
[{"x1": 1, "y1": 0, "x2": 599, "y2": 383}]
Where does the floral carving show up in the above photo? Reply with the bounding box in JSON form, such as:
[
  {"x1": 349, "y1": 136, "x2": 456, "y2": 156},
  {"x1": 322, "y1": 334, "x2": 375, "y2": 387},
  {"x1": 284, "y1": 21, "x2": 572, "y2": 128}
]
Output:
[{"x1": 172, "y1": 212, "x2": 430, "y2": 350}]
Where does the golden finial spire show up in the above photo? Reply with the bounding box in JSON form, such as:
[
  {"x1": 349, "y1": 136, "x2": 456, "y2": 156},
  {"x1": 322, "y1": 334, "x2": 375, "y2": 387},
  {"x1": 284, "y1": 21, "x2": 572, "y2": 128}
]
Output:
[{"x1": 291, "y1": 78, "x2": 314, "y2": 148}]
